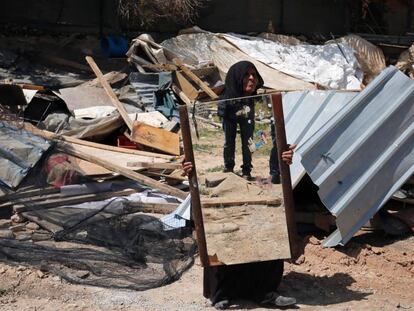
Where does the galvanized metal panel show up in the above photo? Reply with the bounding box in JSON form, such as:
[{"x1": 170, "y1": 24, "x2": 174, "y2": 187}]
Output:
[
  {"x1": 298, "y1": 66, "x2": 414, "y2": 247},
  {"x1": 0, "y1": 122, "x2": 51, "y2": 188},
  {"x1": 282, "y1": 90, "x2": 357, "y2": 187},
  {"x1": 129, "y1": 72, "x2": 159, "y2": 106}
]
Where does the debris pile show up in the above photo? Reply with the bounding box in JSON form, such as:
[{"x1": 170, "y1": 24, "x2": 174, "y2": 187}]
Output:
[{"x1": 0, "y1": 26, "x2": 413, "y2": 288}]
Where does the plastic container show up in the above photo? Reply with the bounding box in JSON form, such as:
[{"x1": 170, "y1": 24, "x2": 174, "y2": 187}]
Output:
[{"x1": 100, "y1": 35, "x2": 129, "y2": 58}]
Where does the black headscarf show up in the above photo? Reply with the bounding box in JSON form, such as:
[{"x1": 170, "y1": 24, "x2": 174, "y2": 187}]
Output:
[
  {"x1": 218, "y1": 61, "x2": 264, "y2": 119},
  {"x1": 222, "y1": 61, "x2": 264, "y2": 99}
]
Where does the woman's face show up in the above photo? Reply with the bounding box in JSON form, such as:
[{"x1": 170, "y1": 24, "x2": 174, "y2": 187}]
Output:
[{"x1": 243, "y1": 67, "x2": 258, "y2": 95}]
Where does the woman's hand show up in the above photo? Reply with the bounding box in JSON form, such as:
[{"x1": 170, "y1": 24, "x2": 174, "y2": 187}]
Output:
[
  {"x1": 181, "y1": 161, "x2": 193, "y2": 176},
  {"x1": 281, "y1": 144, "x2": 296, "y2": 165}
]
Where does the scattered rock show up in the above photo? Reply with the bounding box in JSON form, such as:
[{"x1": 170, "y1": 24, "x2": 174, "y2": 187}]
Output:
[
  {"x1": 9, "y1": 224, "x2": 26, "y2": 232},
  {"x1": 14, "y1": 233, "x2": 32, "y2": 241},
  {"x1": 10, "y1": 214, "x2": 25, "y2": 223},
  {"x1": 75, "y1": 270, "x2": 90, "y2": 279},
  {"x1": 295, "y1": 255, "x2": 305, "y2": 265},
  {"x1": 0, "y1": 219, "x2": 11, "y2": 227},
  {"x1": 52, "y1": 276, "x2": 61, "y2": 282},
  {"x1": 36, "y1": 270, "x2": 45, "y2": 279},
  {"x1": 16, "y1": 265, "x2": 26, "y2": 272},
  {"x1": 0, "y1": 229, "x2": 14, "y2": 239},
  {"x1": 371, "y1": 247, "x2": 384, "y2": 255},
  {"x1": 308, "y1": 236, "x2": 320, "y2": 245},
  {"x1": 25, "y1": 222, "x2": 40, "y2": 231},
  {"x1": 0, "y1": 267, "x2": 6, "y2": 274},
  {"x1": 364, "y1": 244, "x2": 372, "y2": 250}
]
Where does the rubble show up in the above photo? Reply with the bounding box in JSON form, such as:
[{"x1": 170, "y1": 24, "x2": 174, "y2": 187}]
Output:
[{"x1": 0, "y1": 23, "x2": 413, "y2": 300}]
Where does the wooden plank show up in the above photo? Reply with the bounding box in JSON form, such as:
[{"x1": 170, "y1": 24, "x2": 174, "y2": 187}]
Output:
[
  {"x1": 126, "y1": 161, "x2": 181, "y2": 170},
  {"x1": 56, "y1": 142, "x2": 187, "y2": 199},
  {"x1": 85, "y1": 56, "x2": 134, "y2": 131},
  {"x1": 203, "y1": 205, "x2": 291, "y2": 265},
  {"x1": 178, "y1": 103, "x2": 209, "y2": 267},
  {"x1": 272, "y1": 93, "x2": 301, "y2": 259},
  {"x1": 173, "y1": 71, "x2": 199, "y2": 100},
  {"x1": 131, "y1": 122, "x2": 180, "y2": 156},
  {"x1": 65, "y1": 142, "x2": 169, "y2": 171},
  {"x1": 23, "y1": 123, "x2": 175, "y2": 160},
  {"x1": 0, "y1": 187, "x2": 60, "y2": 204},
  {"x1": 173, "y1": 58, "x2": 219, "y2": 100},
  {"x1": 80, "y1": 71, "x2": 128, "y2": 87},
  {"x1": 144, "y1": 171, "x2": 187, "y2": 182},
  {"x1": 71, "y1": 157, "x2": 113, "y2": 176},
  {"x1": 1, "y1": 184, "x2": 135, "y2": 210},
  {"x1": 171, "y1": 84, "x2": 192, "y2": 105},
  {"x1": 201, "y1": 196, "x2": 281, "y2": 208},
  {"x1": 13, "y1": 189, "x2": 137, "y2": 213}
]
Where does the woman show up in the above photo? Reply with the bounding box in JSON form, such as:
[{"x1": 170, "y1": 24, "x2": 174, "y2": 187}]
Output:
[
  {"x1": 217, "y1": 61, "x2": 264, "y2": 180},
  {"x1": 182, "y1": 132, "x2": 296, "y2": 309},
  {"x1": 183, "y1": 60, "x2": 297, "y2": 309}
]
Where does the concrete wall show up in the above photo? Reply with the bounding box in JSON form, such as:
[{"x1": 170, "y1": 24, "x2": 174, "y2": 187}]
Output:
[
  {"x1": 0, "y1": 0, "x2": 410, "y2": 36},
  {"x1": 0, "y1": 0, "x2": 119, "y2": 33},
  {"x1": 197, "y1": 0, "x2": 349, "y2": 35}
]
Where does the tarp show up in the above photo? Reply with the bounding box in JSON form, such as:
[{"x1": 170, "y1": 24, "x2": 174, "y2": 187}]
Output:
[
  {"x1": 211, "y1": 37, "x2": 317, "y2": 91},
  {"x1": 0, "y1": 121, "x2": 51, "y2": 188},
  {"x1": 328, "y1": 34, "x2": 386, "y2": 84},
  {"x1": 221, "y1": 34, "x2": 363, "y2": 90}
]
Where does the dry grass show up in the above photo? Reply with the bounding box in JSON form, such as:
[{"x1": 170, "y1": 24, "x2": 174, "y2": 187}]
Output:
[{"x1": 118, "y1": 0, "x2": 208, "y2": 27}]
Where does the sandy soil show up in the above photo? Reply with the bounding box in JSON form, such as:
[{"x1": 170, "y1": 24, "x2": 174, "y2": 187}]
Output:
[{"x1": 0, "y1": 233, "x2": 413, "y2": 311}]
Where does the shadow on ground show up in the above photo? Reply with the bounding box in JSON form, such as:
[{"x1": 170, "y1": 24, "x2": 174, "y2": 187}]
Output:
[{"x1": 210, "y1": 271, "x2": 369, "y2": 310}]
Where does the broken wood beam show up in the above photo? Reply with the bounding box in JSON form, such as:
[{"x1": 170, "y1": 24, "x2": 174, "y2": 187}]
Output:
[
  {"x1": 201, "y1": 197, "x2": 281, "y2": 208},
  {"x1": 144, "y1": 171, "x2": 187, "y2": 182},
  {"x1": 13, "y1": 189, "x2": 137, "y2": 213},
  {"x1": 173, "y1": 58, "x2": 219, "y2": 100},
  {"x1": 85, "y1": 56, "x2": 134, "y2": 131},
  {"x1": 126, "y1": 161, "x2": 182, "y2": 170},
  {"x1": 131, "y1": 122, "x2": 180, "y2": 156},
  {"x1": 0, "y1": 187, "x2": 60, "y2": 204},
  {"x1": 23, "y1": 123, "x2": 174, "y2": 160},
  {"x1": 57, "y1": 142, "x2": 187, "y2": 199}
]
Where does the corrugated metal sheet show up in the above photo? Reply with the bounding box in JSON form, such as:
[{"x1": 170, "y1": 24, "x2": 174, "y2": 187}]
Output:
[
  {"x1": 0, "y1": 121, "x2": 51, "y2": 188},
  {"x1": 129, "y1": 72, "x2": 159, "y2": 106},
  {"x1": 282, "y1": 90, "x2": 358, "y2": 187},
  {"x1": 298, "y1": 66, "x2": 414, "y2": 247}
]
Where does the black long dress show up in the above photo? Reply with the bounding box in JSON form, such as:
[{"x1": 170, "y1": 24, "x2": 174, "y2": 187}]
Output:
[{"x1": 203, "y1": 260, "x2": 285, "y2": 304}]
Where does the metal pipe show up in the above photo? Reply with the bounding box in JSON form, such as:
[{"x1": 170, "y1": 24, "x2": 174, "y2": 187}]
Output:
[
  {"x1": 178, "y1": 104, "x2": 209, "y2": 267},
  {"x1": 271, "y1": 93, "x2": 300, "y2": 258}
]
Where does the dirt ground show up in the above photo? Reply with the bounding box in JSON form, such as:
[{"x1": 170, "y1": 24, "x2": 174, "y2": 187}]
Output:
[
  {"x1": 0, "y1": 233, "x2": 413, "y2": 311},
  {"x1": 1, "y1": 125, "x2": 413, "y2": 311}
]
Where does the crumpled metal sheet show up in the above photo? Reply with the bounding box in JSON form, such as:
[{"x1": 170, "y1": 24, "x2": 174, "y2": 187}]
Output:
[
  {"x1": 0, "y1": 121, "x2": 51, "y2": 188},
  {"x1": 161, "y1": 33, "x2": 215, "y2": 67},
  {"x1": 298, "y1": 66, "x2": 414, "y2": 247}
]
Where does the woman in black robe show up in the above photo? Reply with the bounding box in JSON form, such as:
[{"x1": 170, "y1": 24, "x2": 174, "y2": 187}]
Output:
[
  {"x1": 217, "y1": 61, "x2": 262, "y2": 179},
  {"x1": 183, "y1": 61, "x2": 297, "y2": 309}
]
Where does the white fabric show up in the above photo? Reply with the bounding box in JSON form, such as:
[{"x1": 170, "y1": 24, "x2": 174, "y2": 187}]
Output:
[{"x1": 223, "y1": 34, "x2": 363, "y2": 90}]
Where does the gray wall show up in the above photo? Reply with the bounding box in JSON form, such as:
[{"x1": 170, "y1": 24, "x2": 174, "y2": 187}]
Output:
[
  {"x1": 197, "y1": 0, "x2": 349, "y2": 35},
  {"x1": 0, "y1": 0, "x2": 119, "y2": 33},
  {"x1": 1, "y1": 0, "x2": 410, "y2": 36}
]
